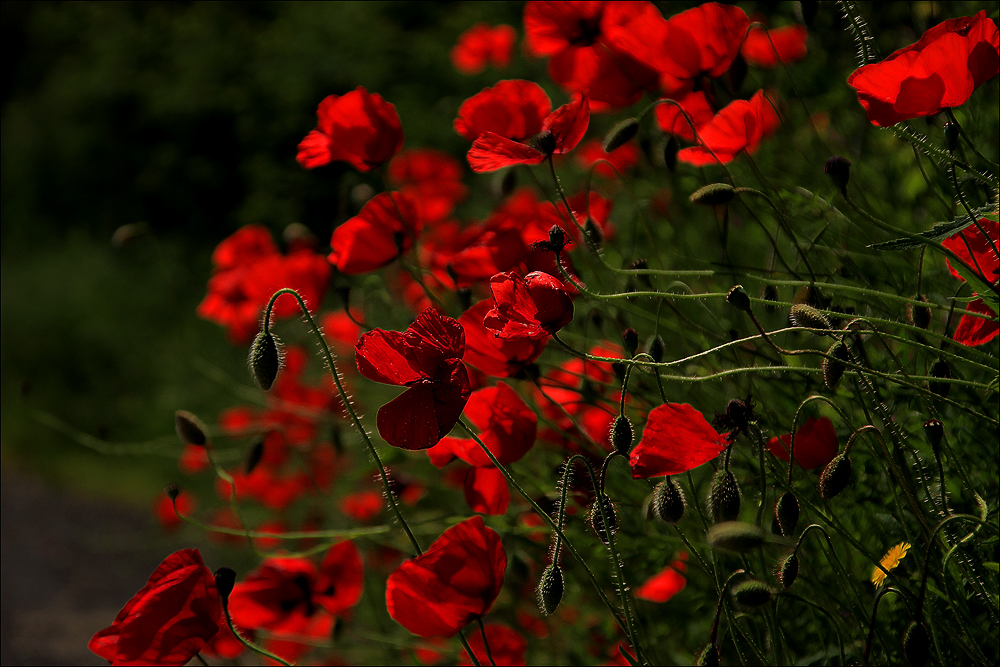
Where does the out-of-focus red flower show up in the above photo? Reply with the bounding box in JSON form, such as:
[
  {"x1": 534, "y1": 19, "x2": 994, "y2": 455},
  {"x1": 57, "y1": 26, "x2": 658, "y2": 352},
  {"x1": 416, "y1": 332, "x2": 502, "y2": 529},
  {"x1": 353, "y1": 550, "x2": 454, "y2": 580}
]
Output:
[
  {"x1": 458, "y1": 623, "x2": 528, "y2": 665},
  {"x1": 322, "y1": 309, "x2": 365, "y2": 352},
  {"x1": 654, "y1": 91, "x2": 715, "y2": 141},
  {"x1": 199, "y1": 622, "x2": 247, "y2": 661},
  {"x1": 386, "y1": 516, "x2": 506, "y2": 637},
  {"x1": 485, "y1": 271, "x2": 574, "y2": 340},
  {"x1": 524, "y1": 1, "x2": 658, "y2": 110},
  {"x1": 768, "y1": 416, "x2": 839, "y2": 470},
  {"x1": 677, "y1": 89, "x2": 780, "y2": 166},
  {"x1": 741, "y1": 22, "x2": 808, "y2": 68},
  {"x1": 387, "y1": 149, "x2": 468, "y2": 224},
  {"x1": 461, "y1": 300, "x2": 547, "y2": 378},
  {"x1": 942, "y1": 218, "x2": 999, "y2": 346},
  {"x1": 953, "y1": 298, "x2": 999, "y2": 346},
  {"x1": 329, "y1": 191, "x2": 422, "y2": 275},
  {"x1": 463, "y1": 466, "x2": 512, "y2": 515},
  {"x1": 452, "y1": 23, "x2": 517, "y2": 75},
  {"x1": 636, "y1": 553, "x2": 688, "y2": 603},
  {"x1": 154, "y1": 490, "x2": 194, "y2": 533},
  {"x1": 576, "y1": 138, "x2": 640, "y2": 178},
  {"x1": 848, "y1": 11, "x2": 999, "y2": 127},
  {"x1": 355, "y1": 308, "x2": 471, "y2": 450},
  {"x1": 422, "y1": 217, "x2": 526, "y2": 288},
  {"x1": 456, "y1": 80, "x2": 589, "y2": 172},
  {"x1": 630, "y1": 403, "x2": 728, "y2": 478},
  {"x1": 297, "y1": 87, "x2": 404, "y2": 171},
  {"x1": 340, "y1": 489, "x2": 384, "y2": 522},
  {"x1": 179, "y1": 443, "x2": 209, "y2": 474},
  {"x1": 89, "y1": 549, "x2": 222, "y2": 666}
]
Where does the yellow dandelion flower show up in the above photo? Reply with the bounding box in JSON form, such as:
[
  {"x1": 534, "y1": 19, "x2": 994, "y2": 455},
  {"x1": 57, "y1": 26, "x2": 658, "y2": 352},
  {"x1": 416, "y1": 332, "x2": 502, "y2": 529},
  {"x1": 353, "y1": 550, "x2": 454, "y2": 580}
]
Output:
[{"x1": 872, "y1": 542, "x2": 911, "y2": 589}]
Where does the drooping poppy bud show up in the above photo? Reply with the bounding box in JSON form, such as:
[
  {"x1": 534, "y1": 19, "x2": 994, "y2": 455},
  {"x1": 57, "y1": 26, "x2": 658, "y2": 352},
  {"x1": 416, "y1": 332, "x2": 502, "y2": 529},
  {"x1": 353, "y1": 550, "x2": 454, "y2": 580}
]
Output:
[
  {"x1": 708, "y1": 469, "x2": 742, "y2": 523},
  {"x1": 778, "y1": 554, "x2": 798, "y2": 589},
  {"x1": 611, "y1": 416, "x2": 633, "y2": 455},
  {"x1": 903, "y1": 620, "x2": 931, "y2": 666},
  {"x1": 165, "y1": 482, "x2": 180, "y2": 501},
  {"x1": 763, "y1": 284, "x2": 779, "y2": 314},
  {"x1": 214, "y1": 567, "x2": 236, "y2": 608},
  {"x1": 774, "y1": 492, "x2": 800, "y2": 537},
  {"x1": 691, "y1": 183, "x2": 738, "y2": 206},
  {"x1": 604, "y1": 118, "x2": 639, "y2": 153},
  {"x1": 590, "y1": 494, "x2": 618, "y2": 544},
  {"x1": 622, "y1": 329, "x2": 639, "y2": 357},
  {"x1": 695, "y1": 644, "x2": 720, "y2": 667},
  {"x1": 249, "y1": 331, "x2": 282, "y2": 391},
  {"x1": 943, "y1": 122, "x2": 960, "y2": 153},
  {"x1": 652, "y1": 476, "x2": 686, "y2": 524},
  {"x1": 726, "y1": 285, "x2": 752, "y2": 312},
  {"x1": 244, "y1": 439, "x2": 265, "y2": 475},
  {"x1": 907, "y1": 295, "x2": 932, "y2": 329},
  {"x1": 175, "y1": 410, "x2": 208, "y2": 446},
  {"x1": 823, "y1": 340, "x2": 850, "y2": 389},
  {"x1": 708, "y1": 521, "x2": 766, "y2": 553},
  {"x1": 663, "y1": 136, "x2": 679, "y2": 171},
  {"x1": 928, "y1": 359, "x2": 952, "y2": 397},
  {"x1": 648, "y1": 334, "x2": 665, "y2": 362},
  {"x1": 732, "y1": 579, "x2": 772, "y2": 609},
  {"x1": 536, "y1": 564, "x2": 564, "y2": 616},
  {"x1": 824, "y1": 155, "x2": 851, "y2": 196},
  {"x1": 923, "y1": 419, "x2": 943, "y2": 453},
  {"x1": 790, "y1": 304, "x2": 832, "y2": 331},
  {"x1": 819, "y1": 452, "x2": 852, "y2": 500}
]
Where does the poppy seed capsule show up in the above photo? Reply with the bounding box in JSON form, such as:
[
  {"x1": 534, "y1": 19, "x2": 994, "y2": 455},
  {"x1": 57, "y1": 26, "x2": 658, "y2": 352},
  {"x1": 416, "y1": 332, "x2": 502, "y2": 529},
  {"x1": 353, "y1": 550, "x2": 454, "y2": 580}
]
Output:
[
  {"x1": 214, "y1": 567, "x2": 236, "y2": 607},
  {"x1": 732, "y1": 579, "x2": 772, "y2": 609},
  {"x1": 610, "y1": 416, "x2": 633, "y2": 455},
  {"x1": 907, "y1": 295, "x2": 932, "y2": 329},
  {"x1": 589, "y1": 494, "x2": 618, "y2": 544},
  {"x1": 653, "y1": 477, "x2": 687, "y2": 524},
  {"x1": 165, "y1": 482, "x2": 180, "y2": 501},
  {"x1": 695, "y1": 644, "x2": 719, "y2": 667},
  {"x1": 708, "y1": 469, "x2": 742, "y2": 523},
  {"x1": 778, "y1": 553, "x2": 799, "y2": 589},
  {"x1": 928, "y1": 359, "x2": 952, "y2": 397},
  {"x1": 903, "y1": 620, "x2": 931, "y2": 666},
  {"x1": 819, "y1": 452, "x2": 852, "y2": 500},
  {"x1": 249, "y1": 331, "x2": 282, "y2": 391},
  {"x1": 174, "y1": 410, "x2": 208, "y2": 446},
  {"x1": 824, "y1": 155, "x2": 852, "y2": 196},
  {"x1": 726, "y1": 285, "x2": 752, "y2": 312},
  {"x1": 536, "y1": 564, "x2": 564, "y2": 616},
  {"x1": 790, "y1": 304, "x2": 832, "y2": 331},
  {"x1": 823, "y1": 340, "x2": 850, "y2": 389},
  {"x1": 775, "y1": 492, "x2": 800, "y2": 537},
  {"x1": 708, "y1": 521, "x2": 767, "y2": 553},
  {"x1": 690, "y1": 183, "x2": 737, "y2": 206},
  {"x1": 603, "y1": 117, "x2": 639, "y2": 153}
]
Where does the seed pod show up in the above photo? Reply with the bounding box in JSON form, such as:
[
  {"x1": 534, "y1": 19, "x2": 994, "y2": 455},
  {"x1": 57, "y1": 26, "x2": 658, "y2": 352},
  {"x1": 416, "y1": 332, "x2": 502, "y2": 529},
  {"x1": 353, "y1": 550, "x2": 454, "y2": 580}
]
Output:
[
  {"x1": 819, "y1": 453, "x2": 852, "y2": 500},
  {"x1": 690, "y1": 183, "x2": 737, "y2": 206},
  {"x1": 648, "y1": 335, "x2": 665, "y2": 363},
  {"x1": 610, "y1": 416, "x2": 633, "y2": 455},
  {"x1": 708, "y1": 521, "x2": 767, "y2": 553},
  {"x1": 790, "y1": 304, "x2": 832, "y2": 331},
  {"x1": 928, "y1": 359, "x2": 951, "y2": 397},
  {"x1": 548, "y1": 225, "x2": 567, "y2": 254},
  {"x1": 823, "y1": 155, "x2": 852, "y2": 196},
  {"x1": 823, "y1": 340, "x2": 850, "y2": 389},
  {"x1": 244, "y1": 439, "x2": 265, "y2": 475},
  {"x1": 907, "y1": 295, "x2": 932, "y2": 329},
  {"x1": 695, "y1": 644, "x2": 719, "y2": 667},
  {"x1": 903, "y1": 620, "x2": 931, "y2": 666},
  {"x1": 536, "y1": 564, "x2": 564, "y2": 616},
  {"x1": 589, "y1": 494, "x2": 618, "y2": 544},
  {"x1": 732, "y1": 579, "x2": 772, "y2": 609},
  {"x1": 708, "y1": 469, "x2": 742, "y2": 523},
  {"x1": 603, "y1": 118, "x2": 639, "y2": 153},
  {"x1": 923, "y1": 419, "x2": 943, "y2": 454},
  {"x1": 214, "y1": 567, "x2": 236, "y2": 608},
  {"x1": 165, "y1": 482, "x2": 180, "y2": 501},
  {"x1": 726, "y1": 285, "x2": 752, "y2": 312},
  {"x1": 778, "y1": 554, "x2": 799, "y2": 589},
  {"x1": 249, "y1": 331, "x2": 283, "y2": 391},
  {"x1": 175, "y1": 410, "x2": 208, "y2": 446},
  {"x1": 774, "y1": 492, "x2": 800, "y2": 537},
  {"x1": 653, "y1": 477, "x2": 687, "y2": 524}
]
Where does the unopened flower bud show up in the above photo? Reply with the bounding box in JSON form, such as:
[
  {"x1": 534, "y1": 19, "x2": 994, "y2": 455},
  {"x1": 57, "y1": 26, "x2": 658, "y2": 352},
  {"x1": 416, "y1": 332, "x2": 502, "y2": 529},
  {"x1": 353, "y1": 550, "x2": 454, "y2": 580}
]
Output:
[
  {"x1": 778, "y1": 554, "x2": 799, "y2": 589},
  {"x1": 708, "y1": 469, "x2": 742, "y2": 523},
  {"x1": 796, "y1": 0, "x2": 818, "y2": 27},
  {"x1": 823, "y1": 340, "x2": 850, "y2": 389},
  {"x1": 456, "y1": 286, "x2": 473, "y2": 312},
  {"x1": 819, "y1": 453, "x2": 852, "y2": 500},
  {"x1": 653, "y1": 477, "x2": 686, "y2": 524},
  {"x1": 536, "y1": 564, "x2": 564, "y2": 616},
  {"x1": 165, "y1": 482, "x2": 180, "y2": 501},
  {"x1": 603, "y1": 118, "x2": 639, "y2": 153},
  {"x1": 589, "y1": 494, "x2": 617, "y2": 544},
  {"x1": 923, "y1": 419, "x2": 943, "y2": 453},
  {"x1": 245, "y1": 439, "x2": 265, "y2": 475},
  {"x1": 907, "y1": 295, "x2": 932, "y2": 329},
  {"x1": 708, "y1": 521, "x2": 767, "y2": 553},
  {"x1": 790, "y1": 304, "x2": 832, "y2": 331},
  {"x1": 249, "y1": 331, "x2": 282, "y2": 391},
  {"x1": 690, "y1": 183, "x2": 737, "y2": 206},
  {"x1": 903, "y1": 620, "x2": 931, "y2": 666},
  {"x1": 943, "y1": 122, "x2": 960, "y2": 153},
  {"x1": 214, "y1": 567, "x2": 236, "y2": 608},
  {"x1": 928, "y1": 359, "x2": 951, "y2": 397},
  {"x1": 732, "y1": 579, "x2": 772, "y2": 609},
  {"x1": 622, "y1": 328, "x2": 639, "y2": 357},
  {"x1": 610, "y1": 416, "x2": 633, "y2": 455},
  {"x1": 663, "y1": 136, "x2": 679, "y2": 171},
  {"x1": 763, "y1": 284, "x2": 779, "y2": 314},
  {"x1": 775, "y1": 492, "x2": 800, "y2": 537},
  {"x1": 695, "y1": 644, "x2": 719, "y2": 667},
  {"x1": 824, "y1": 155, "x2": 852, "y2": 196},
  {"x1": 548, "y1": 225, "x2": 567, "y2": 253},
  {"x1": 648, "y1": 335, "x2": 665, "y2": 363},
  {"x1": 175, "y1": 410, "x2": 208, "y2": 446},
  {"x1": 727, "y1": 285, "x2": 752, "y2": 312},
  {"x1": 611, "y1": 361, "x2": 627, "y2": 382}
]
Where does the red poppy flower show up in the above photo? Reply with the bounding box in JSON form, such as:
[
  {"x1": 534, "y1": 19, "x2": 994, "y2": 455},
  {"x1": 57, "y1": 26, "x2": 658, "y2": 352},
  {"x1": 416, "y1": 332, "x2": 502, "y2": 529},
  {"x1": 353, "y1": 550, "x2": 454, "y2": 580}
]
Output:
[
  {"x1": 461, "y1": 300, "x2": 547, "y2": 377},
  {"x1": 329, "y1": 191, "x2": 421, "y2": 275},
  {"x1": 768, "y1": 416, "x2": 839, "y2": 470},
  {"x1": 676, "y1": 89, "x2": 780, "y2": 166},
  {"x1": 629, "y1": 403, "x2": 728, "y2": 478},
  {"x1": 848, "y1": 11, "x2": 999, "y2": 127},
  {"x1": 636, "y1": 553, "x2": 688, "y2": 603},
  {"x1": 485, "y1": 271, "x2": 574, "y2": 340},
  {"x1": 741, "y1": 23, "x2": 808, "y2": 68},
  {"x1": 463, "y1": 466, "x2": 512, "y2": 515},
  {"x1": 341, "y1": 489, "x2": 384, "y2": 522},
  {"x1": 297, "y1": 86, "x2": 404, "y2": 171},
  {"x1": 942, "y1": 218, "x2": 999, "y2": 346},
  {"x1": 576, "y1": 138, "x2": 640, "y2": 178},
  {"x1": 953, "y1": 299, "x2": 999, "y2": 346},
  {"x1": 452, "y1": 23, "x2": 517, "y2": 75},
  {"x1": 387, "y1": 149, "x2": 468, "y2": 223},
  {"x1": 655, "y1": 90, "x2": 715, "y2": 141},
  {"x1": 355, "y1": 308, "x2": 472, "y2": 450},
  {"x1": 422, "y1": 217, "x2": 527, "y2": 288},
  {"x1": 386, "y1": 516, "x2": 507, "y2": 637},
  {"x1": 458, "y1": 623, "x2": 528, "y2": 666},
  {"x1": 89, "y1": 549, "x2": 223, "y2": 666}
]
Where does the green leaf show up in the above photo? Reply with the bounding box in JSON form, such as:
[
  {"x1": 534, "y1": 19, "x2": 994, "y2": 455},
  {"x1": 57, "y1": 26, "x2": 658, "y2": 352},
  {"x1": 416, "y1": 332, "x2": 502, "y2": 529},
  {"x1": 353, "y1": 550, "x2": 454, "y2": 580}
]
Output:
[{"x1": 869, "y1": 205, "x2": 997, "y2": 251}]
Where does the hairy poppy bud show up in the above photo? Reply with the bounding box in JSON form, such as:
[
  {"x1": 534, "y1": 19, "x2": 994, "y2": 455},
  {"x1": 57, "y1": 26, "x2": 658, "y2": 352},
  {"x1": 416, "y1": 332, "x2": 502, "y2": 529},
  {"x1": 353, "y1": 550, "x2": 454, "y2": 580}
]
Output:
[
  {"x1": 690, "y1": 183, "x2": 737, "y2": 206},
  {"x1": 456, "y1": 286, "x2": 473, "y2": 311},
  {"x1": 819, "y1": 453, "x2": 852, "y2": 500},
  {"x1": 907, "y1": 295, "x2": 932, "y2": 329},
  {"x1": 708, "y1": 470, "x2": 742, "y2": 523},
  {"x1": 727, "y1": 285, "x2": 752, "y2": 312},
  {"x1": 708, "y1": 521, "x2": 767, "y2": 553},
  {"x1": 589, "y1": 494, "x2": 617, "y2": 544},
  {"x1": 903, "y1": 620, "x2": 931, "y2": 666},
  {"x1": 536, "y1": 564, "x2": 564, "y2": 616},
  {"x1": 732, "y1": 579, "x2": 772, "y2": 609},
  {"x1": 943, "y1": 122, "x2": 960, "y2": 153},
  {"x1": 610, "y1": 416, "x2": 633, "y2": 455},
  {"x1": 823, "y1": 340, "x2": 850, "y2": 389},
  {"x1": 175, "y1": 410, "x2": 208, "y2": 447},
  {"x1": 824, "y1": 155, "x2": 851, "y2": 196},
  {"x1": 604, "y1": 118, "x2": 639, "y2": 153},
  {"x1": 775, "y1": 492, "x2": 800, "y2": 537},
  {"x1": 797, "y1": 0, "x2": 818, "y2": 27},
  {"x1": 214, "y1": 567, "x2": 236, "y2": 608},
  {"x1": 622, "y1": 328, "x2": 639, "y2": 357},
  {"x1": 496, "y1": 168, "x2": 517, "y2": 199},
  {"x1": 648, "y1": 334, "x2": 665, "y2": 363},
  {"x1": 249, "y1": 331, "x2": 282, "y2": 391},
  {"x1": 244, "y1": 439, "x2": 265, "y2": 475},
  {"x1": 695, "y1": 644, "x2": 719, "y2": 667},
  {"x1": 653, "y1": 477, "x2": 687, "y2": 524},
  {"x1": 165, "y1": 482, "x2": 180, "y2": 501},
  {"x1": 663, "y1": 135, "x2": 679, "y2": 171},
  {"x1": 923, "y1": 419, "x2": 943, "y2": 453},
  {"x1": 790, "y1": 304, "x2": 832, "y2": 331},
  {"x1": 778, "y1": 554, "x2": 799, "y2": 589},
  {"x1": 928, "y1": 359, "x2": 951, "y2": 397}
]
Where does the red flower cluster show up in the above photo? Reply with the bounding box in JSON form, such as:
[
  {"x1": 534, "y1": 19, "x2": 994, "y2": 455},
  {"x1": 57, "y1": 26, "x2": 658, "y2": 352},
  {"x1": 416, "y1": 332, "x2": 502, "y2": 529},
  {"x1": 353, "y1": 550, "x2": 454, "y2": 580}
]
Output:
[
  {"x1": 451, "y1": 23, "x2": 517, "y2": 75},
  {"x1": 484, "y1": 271, "x2": 575, "y2": 340},
  {"x1": 630, "y1": 403, "x2": 729, "y2": 478},
  {"x1": 460, "y1": 299, "x2": 548, "y2": 378},
  {"x1": 943, "y1": 218, "x2": 999, "y2": 346},
  {"x1": 848, "y1": 11, "x2": 999, "y2": 127},
  {"x1": 387, "y1": 149, "x2": 468, "y2": 224},
  {"x1": 297, "y1": 86, "x2": 404, "y2": 171},
  {"x1": 328, "y1": 191, "x2": 422, "y2": 275},
  {"x1": 768, "y1": 416, "x2": 839, "y2": 470},
  {"x1": 741, "y1": 22, "x2": 808, "y2": 69}
]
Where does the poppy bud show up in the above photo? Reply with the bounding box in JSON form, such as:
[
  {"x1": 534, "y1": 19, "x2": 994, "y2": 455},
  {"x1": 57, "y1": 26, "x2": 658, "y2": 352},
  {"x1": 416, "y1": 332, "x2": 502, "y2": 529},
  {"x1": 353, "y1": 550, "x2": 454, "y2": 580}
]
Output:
[
  {"x1": 165, "y1": 482, "x2": 180, "y2": 501},
  {"x1": 175, "y1": 410, "x2": 208, "y2": 446},
  {"x1": 648, "y1": 335, "x2": 665, "y2": 363},
  {"x1": 695, "y1": 644, "x2": 719, "y2": 667},
  {"x1": 653, "y1": 477, "x2": 687, "y2": 524},
  {"x1": 943, "y1": 122, "x2": 960, "y2": 153},
  {"x1": 690, "y1": 183, "x2": 737, "y2": 206},
  {"x1": 548, "y1": 225, "x2": 567, "y2": 254},
  {"x1": 774, "y1": 492, "x2": 800, "y2": 537},
  {"x1": 708, "y1": 521, "x2": 767, "y2": 553},
  {"x1": 763, "y1": 284, "x2": 779, "y2": 314},
  {"x1": 536, "y1": 564, "x2": 564, "y2": 616},
  {"x1": 903, "y1": 620, "x2": 931, "y2": 666},
  {"x1": 727, "y1": 285, "x2": 752, "y2": 312},
  {"x1": 824, "y1": 155, "x2": 852, "y2": 196},
  {"x1": 790, "y1": 304, "x2": 832, "y2": 331},
  {"x1": 778, "y1": 554, "x2": 799, "y2": 589},
  {"x1": 249, "y1": 331, "x2": 282, "y2": 391},
  {"x1": 823, "y1": 340, "x2": 850, "y2": 389},
  {"x1": 923, "y1": 419, "x2": 943, "y2": 453},
  {"x1": 928, "y1": 359, "x2": 951, "y2": 397},
  {"x1": 589, "y1": 494, "x2": 617, "y2": 544},
  {"x1": 603, "y1": 118, "x2": 639, "y2": 153},
  {"x1": 611, "y1": 362, "x2": 627, "y2": 382},
  {"x1": 584, "y1": 218, "x2": 604, "y2": 247},
  {"x1": 533, "y1": 129, "x2": 557, "y2": 155},
  {"x1": 622, "y1": 328, "x2": 639, "y2": 357},
  {"x1": 456, "y1": 286, "x2": 473, "y2": 312},
  {"x1": 819, "y1": 453, "x2": 852, "y2": 500},
  {"x1": 495, "y1": 168, "x2": 518, "y2": 199},
  {"x1": 663, "y1": 136, "x2": 679, "y2": 171},
  {"x1": 708, "y1": 469, "x2": 742, "y2": 523},
  {"x1": 244, "y1": 439, "x2": 265, "y2": 475},
  {"x1": 796, "y1": 0, "x2": 818, "y2": 27},
  {"x1": 732, "y1": 579, "x2": 772, "y2": 609},
  {"x1": 907, "y1": 295, "x2": 932, "y2": 329},
  {"x1": 610, "y1": 416, "x2": 633, "y2": 455},
  {"x1": 214, "y1": 567, "x2": 236, "y2": 608}
]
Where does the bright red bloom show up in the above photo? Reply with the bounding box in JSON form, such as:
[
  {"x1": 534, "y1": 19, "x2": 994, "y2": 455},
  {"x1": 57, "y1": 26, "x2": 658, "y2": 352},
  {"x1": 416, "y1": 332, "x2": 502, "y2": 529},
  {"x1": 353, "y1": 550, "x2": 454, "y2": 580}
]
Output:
[
  {"x1": 329, "y1": 191, "x2": 421, "y2": 275},
  {"x1": 341, "y1": 489, "x2": 384, "y2": 522},
  {"x1": 322, "y1": 308, "x2": 364, "y2": 352},
  {"x1": 461, "y1": 300, "x2": 547, "y2": 378},
  {"x1": 655, "y1": 91, "x2": 715, "y2": 141},
  {"x1": 422, "y1": 217, "x2": 527, "y2": 288},
  {"x1": 452, "y1": 23, "x2": 517, "y2": 75},
  {"x1": 386, "y1": 516, "x2": 507, "y2": 637},
  {"x1": 458, "y1": 623, "x2": 528, "y2": 666},
  {"x1": 676, "y1": 89, "x2": 780, "y2": 166},
  {"x1": 636, "y1": 553, "x2": 688, "y2": 603},
  {"x1": 848, "y1": 11, "x2": 999, "y2": 127},
  {"x1": 576, "y1": 138, "x2": 640, "y2": 178},
  {"x1": 463, "y1": 466, "x2": 512, "y2": 515},
  {"x1": 630, "y1": 403, "x2": 728, "y2": 478},
  {"x1": 297, "y1": 87, "x2": 404, "y2": 171},
  {"x1": 89, "y1": 549, "x2": 223, "y2": 666},
  {"x1": 387, "y1": 149, "x2": 468, "y2": 223},
  {"x1": 355, "y1": 308, "x2": 472, "y2": 450},
  {"x1": 768, "y1": 416, "x2": 839, "y2": 470},
  {"x1": 741, "y1": 23, "x2": 808, "y2": 68},
  {"x1": 485, "y1": 271, "x2": 574, "y2": 340},
  {"x1": 943, "y1": 218, "x2": 999, "y2": 346},
  {"x1": 953, "y1": 299, "x2": 999, "y2": 346}
]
